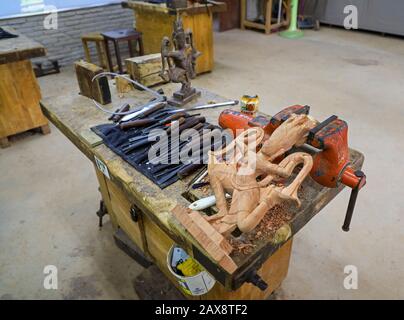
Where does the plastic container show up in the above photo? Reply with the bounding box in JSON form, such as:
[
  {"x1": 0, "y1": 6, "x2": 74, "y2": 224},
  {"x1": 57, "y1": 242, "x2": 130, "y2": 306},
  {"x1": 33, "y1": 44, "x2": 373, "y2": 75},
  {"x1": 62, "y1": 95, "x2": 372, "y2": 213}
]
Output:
[{"x1": 167, "y1": 245, "x2": 216, "y2": 296}]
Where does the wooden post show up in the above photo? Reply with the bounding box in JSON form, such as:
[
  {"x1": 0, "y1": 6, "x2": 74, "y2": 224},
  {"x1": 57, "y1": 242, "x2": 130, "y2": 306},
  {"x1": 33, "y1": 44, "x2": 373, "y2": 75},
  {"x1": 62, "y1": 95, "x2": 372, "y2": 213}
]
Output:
[{"x1": 240, "y1": 0, "x2": 246, "y2": 29}]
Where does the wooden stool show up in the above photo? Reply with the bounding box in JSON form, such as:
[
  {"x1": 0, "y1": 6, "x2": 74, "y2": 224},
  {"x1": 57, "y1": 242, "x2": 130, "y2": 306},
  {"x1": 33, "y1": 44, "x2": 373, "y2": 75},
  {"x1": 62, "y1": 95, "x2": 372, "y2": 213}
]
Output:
[
  {"x1": 241, "y1": 0, "x2": 291, "y2": 34},
  {"x1": 81, "y1": 32, "x2": 110, "y2": 70},
  {"x1": 102, "y1": 29, "x2": 144, "y2": 74}
]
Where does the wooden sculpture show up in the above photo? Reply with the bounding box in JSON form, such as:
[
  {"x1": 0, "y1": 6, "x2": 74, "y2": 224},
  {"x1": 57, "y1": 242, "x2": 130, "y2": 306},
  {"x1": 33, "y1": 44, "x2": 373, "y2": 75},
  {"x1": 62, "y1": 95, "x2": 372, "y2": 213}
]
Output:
[
  {"x1": 171, "y1": 114, "x2": 317, "y2": 273},
  {"x1": 160, "y1": 17, "x2": 201, "y2": 107}
]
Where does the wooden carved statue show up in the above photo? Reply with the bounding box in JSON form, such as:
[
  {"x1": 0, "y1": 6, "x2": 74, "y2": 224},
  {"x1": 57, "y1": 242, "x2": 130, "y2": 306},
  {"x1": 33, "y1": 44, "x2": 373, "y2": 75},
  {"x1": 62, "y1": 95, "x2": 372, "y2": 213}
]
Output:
[
  {"x1": 208, "y1": 114, "x2": 317, "y2": 232},
  {"x1": 172, "y1": 114, "x2": 317, "y2": 273},
  {"x1": 160, "y1": 18, "x2": 201, "y2": 107}
]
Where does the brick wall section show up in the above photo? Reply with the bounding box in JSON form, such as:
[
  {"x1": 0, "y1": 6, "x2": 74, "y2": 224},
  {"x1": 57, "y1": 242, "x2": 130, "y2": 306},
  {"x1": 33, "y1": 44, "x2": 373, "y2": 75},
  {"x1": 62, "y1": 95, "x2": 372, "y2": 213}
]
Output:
[{"x1": 0, "y1": 4, "x2": 135, "y2": 67}]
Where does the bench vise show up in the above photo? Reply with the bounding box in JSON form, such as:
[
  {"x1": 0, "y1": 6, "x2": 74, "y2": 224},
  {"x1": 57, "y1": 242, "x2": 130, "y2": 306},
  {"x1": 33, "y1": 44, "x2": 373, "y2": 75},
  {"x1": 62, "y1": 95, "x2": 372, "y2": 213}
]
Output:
[{"x1": 218, "y1": 105, "x2": 366, "y2": 231}]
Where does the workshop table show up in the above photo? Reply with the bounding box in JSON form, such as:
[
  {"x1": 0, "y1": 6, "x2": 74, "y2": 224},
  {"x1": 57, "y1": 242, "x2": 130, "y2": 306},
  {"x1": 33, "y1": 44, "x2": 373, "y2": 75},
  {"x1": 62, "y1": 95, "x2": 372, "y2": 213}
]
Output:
[
  {"x1": 122, "y1": 1, "x2": 227, "y2": 74},
  {"x1": 40, "y1": 82, "x2": 364, "y2": 299},
  {"x1": 0, "y1": 27, "x2": 50, "y2": 148}
]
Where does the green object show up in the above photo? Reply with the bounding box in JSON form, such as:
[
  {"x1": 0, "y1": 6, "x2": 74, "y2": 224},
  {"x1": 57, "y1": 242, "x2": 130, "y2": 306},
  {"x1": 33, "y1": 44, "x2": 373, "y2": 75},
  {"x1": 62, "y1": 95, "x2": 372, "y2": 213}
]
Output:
[{"x1": 280, "y1": 0, "x2": 304, "y2": 39}]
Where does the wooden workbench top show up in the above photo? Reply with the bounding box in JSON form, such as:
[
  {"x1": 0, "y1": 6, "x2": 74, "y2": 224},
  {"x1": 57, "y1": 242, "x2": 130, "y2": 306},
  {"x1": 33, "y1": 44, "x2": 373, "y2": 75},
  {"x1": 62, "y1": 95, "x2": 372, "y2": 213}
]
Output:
[
  {"x1": 40, "y1": 81, "x2": 364, "y2": 289},
  {"x1": 0, "y1": 27, "x2": 46, "y2": 65},
  {"x1": 122, "y1": 0, "x2": 227, "y2": 15}
]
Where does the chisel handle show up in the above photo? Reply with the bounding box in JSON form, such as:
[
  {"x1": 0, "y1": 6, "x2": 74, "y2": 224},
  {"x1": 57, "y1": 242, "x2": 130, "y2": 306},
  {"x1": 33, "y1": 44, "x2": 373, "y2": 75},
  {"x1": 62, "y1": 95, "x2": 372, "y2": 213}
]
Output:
[
  {"x1": 138, "y1": 102, "x2": 166, "y2": 119},
  {"x1": 178, "y1": 116, "x2": 206, "y2": 133},
  {"x1": 108, "y1": 103, "x2": 130, "y2": 122},
  {"x1": 120, "y1": 118, "x2": 158, "y2": 130}
]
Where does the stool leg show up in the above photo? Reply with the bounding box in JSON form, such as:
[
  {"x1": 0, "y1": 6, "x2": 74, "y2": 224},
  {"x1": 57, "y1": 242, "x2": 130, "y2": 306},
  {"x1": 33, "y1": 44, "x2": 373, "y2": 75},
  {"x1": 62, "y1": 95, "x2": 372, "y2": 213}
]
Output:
[
  {"x1": 113, "y1": 40, "x2": 123, "y2": 74},
  {"x1": 104, "y1": 39, "x2": 114, "y2": 72},
  {"x1": 95, "y1": 41, "x2": 105, "y2": 69},
  {"x1": 101, "y1": 42, "x2": 111, "y2": 71},
  {"x1": 82, "y1": 39, "x2": 92, "y2": 63},
  {"x1": 265, "y1": 0, "x2": 273, "y2": 34},
  {"x1": 241, "y1": 0, "x2": 246, "y2": 30},
  {"x1": 128, "y1": 40, "x2": 134, "y2": 57},
  {"x1": 138, "y1": 37, "x2": 144, "y2": 56}
]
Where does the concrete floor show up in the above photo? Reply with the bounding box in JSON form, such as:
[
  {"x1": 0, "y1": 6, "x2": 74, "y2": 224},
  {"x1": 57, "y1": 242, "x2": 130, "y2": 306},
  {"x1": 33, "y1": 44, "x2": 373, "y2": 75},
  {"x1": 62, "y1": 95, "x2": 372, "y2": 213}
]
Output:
[{"x1": 1, "y1": 27, "x2": 403, "y2": 299}]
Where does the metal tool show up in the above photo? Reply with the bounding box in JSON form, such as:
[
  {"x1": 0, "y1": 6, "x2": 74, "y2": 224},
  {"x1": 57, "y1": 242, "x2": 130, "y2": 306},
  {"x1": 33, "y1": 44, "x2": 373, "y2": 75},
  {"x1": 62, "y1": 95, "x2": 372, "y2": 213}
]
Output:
[
  {"x1": 120, "y1": 101, "x2": 166, "y2": 123},
  {"x1": 166, "y1": 100, "x2": 239, "y2": 114},
  {"x1": 108, "y1": 103, "x2": 130, "y2": 122}
]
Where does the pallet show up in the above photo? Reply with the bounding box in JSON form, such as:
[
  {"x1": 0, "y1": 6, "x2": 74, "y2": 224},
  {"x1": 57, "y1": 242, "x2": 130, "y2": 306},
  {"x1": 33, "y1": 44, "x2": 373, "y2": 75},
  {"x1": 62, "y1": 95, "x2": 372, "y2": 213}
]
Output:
[{"x1": 0, "y1": 124, "x2": 51, "y2": 148}]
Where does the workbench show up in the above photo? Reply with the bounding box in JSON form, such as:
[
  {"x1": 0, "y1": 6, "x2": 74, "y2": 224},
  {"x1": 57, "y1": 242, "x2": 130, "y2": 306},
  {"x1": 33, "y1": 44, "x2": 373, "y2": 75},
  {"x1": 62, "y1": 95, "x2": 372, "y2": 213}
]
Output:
[
  {"x1": 122, "y1": 1, "x2": 227, "y2": 74},
  {"x1": 0, "y1": 27, "x2": 50, "y2": 148},
  {"x1": 40, "y1": 82, "x2": 364, "y2": 299}
]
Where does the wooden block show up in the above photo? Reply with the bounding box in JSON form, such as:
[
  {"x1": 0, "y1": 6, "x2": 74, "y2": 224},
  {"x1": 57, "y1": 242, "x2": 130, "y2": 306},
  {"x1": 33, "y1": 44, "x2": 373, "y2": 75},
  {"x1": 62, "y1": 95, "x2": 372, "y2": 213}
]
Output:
[
  {"x1": 74, "y1": 60, "x2": 111, "y2": 105},
  {"x1": 172, "y1": 205, "x2": 237, "y2": 274},
  {"x1": 115, "y1": 74, "x2": 133, "y2": 95},
  {"x1": 189, "y1": 211, "x2": 233, "y2": 255},
  {"x1": 126, "y1": 54, "x2": 167, "y2": 87}
]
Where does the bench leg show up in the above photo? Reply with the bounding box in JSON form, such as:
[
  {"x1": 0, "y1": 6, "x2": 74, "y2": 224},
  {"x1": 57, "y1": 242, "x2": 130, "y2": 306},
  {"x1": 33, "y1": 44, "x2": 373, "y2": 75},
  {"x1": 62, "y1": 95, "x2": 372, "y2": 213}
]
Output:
[
  {"x1": 40, "y1": 124, "x2": 51, "y2": 135},
  {"x1": 0, "y1": 137, "x2": 11, "y2": 148}
]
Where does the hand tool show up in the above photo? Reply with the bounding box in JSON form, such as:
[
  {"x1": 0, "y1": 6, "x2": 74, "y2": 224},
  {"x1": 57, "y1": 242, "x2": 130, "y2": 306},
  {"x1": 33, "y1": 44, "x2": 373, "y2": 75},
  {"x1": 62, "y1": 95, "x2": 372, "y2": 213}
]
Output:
[
  {"x1": 189, "y1": 169, "x2": 208, "y2": 189},
  {"x1": 120, "y1": 118, "x2": 159, "y2": 130},
  {"x1": 155, "y1": 139, "x2": 223, "y2": 185},
  {"x1": 218, "y1": 105, "x2": 366, "y2": 231},
  {"x1": 108, "y1": 103, "x2": 130, "y2": 122},
  {"x1": 146, "y1": 112, "x2": 201, "y2": 134},
  {"x1": 120, "y1": 101, "x2": 166, "y2": 123},
  {"x1": 166, "y1": 100, "x2": 239, "y2": 114},
  {"x1": 192, "y1": 182, "x2": 210, "y2": 189},
  {"x1": 148, "y1": 121, "x2": 207, "y2": 166},
  {"x1": 121, "y1": 116, "x2": 187, "y2": 153},
  {"x1": 188, "y1": 194, "x2": 232, "y2": 211}
]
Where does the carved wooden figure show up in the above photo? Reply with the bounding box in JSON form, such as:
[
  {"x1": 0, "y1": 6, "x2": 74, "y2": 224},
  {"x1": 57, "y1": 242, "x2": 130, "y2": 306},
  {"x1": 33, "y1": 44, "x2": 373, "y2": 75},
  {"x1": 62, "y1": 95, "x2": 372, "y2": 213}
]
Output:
[
  {"x1": 160, "y1": 18, "x2": 201, "y2": 107},
  {"x1": 172, "y1": 114, "x2": 316, "y2": 271}
]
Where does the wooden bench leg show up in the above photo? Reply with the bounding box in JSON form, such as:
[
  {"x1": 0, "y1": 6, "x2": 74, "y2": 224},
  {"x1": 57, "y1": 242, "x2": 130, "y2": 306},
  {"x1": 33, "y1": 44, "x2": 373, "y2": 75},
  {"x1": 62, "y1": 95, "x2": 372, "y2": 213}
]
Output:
[
  {"x1": 40, "y1": 124, "x2": 51, "y2": 135},
  {"x1": 0, "y1": 137, "x2": 11, "y2": 148}
]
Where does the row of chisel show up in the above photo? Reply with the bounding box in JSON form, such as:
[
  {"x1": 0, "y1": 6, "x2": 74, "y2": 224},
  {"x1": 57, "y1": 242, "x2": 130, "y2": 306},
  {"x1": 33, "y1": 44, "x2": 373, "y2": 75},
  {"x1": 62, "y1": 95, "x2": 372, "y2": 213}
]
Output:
[{"x1": 106, "y1": 101, "x2": 224, "y2": 187}]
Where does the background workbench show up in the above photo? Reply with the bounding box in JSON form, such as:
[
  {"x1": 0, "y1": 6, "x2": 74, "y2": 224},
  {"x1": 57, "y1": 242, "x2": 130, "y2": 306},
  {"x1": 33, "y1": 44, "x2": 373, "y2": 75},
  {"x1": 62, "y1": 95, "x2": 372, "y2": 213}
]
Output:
[
  {"x1": 40, "y1": 81, "x2": 363, "y2": 299},
  {"x1": 122, "y1": 1, "x2": 227, "y2": 74},
  {"x1": 0, "y1": 27, "x2": 50, "y2": 148}
]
